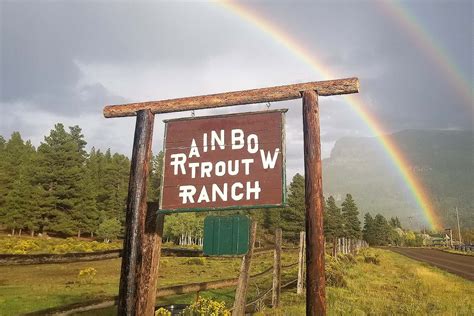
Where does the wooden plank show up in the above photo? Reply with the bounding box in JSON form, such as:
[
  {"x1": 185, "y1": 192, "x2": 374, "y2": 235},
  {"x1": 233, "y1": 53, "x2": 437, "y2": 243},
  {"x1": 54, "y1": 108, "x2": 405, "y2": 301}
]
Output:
[
  {"x1": 103, "y1": 78, "x2": 359, "y2": 118},
  {"x1": 272, "y1": 228, "x2": 282, "y2": 307},
  {"x1": 297, "y1": 231, "x2": 305, "y2": 295},
  {"x1": 232, "y1": 221, "x2": 258, "y2": 316},
  {"x1": 117, "y1": 110, "x2": 155, "y2": 316},
  {"x1": 302, "y1": 90, "x2": 326, "y2": 316}
]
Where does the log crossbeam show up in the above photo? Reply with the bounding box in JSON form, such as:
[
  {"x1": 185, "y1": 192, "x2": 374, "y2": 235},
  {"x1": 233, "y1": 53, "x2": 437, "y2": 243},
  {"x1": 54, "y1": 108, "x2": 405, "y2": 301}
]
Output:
[{"x1": 103, "y1": 77, "x2": 359, "y2": 118}]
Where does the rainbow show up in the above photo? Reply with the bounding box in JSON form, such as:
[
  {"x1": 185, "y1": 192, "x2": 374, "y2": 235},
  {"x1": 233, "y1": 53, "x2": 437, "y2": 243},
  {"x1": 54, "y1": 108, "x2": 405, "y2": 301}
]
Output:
[
  {"x1": 218, "y1": 0, "x2": 445, "y2": 231},
  {"x1": 379, "y1": 1, "x2": 472, "y2": 108}
]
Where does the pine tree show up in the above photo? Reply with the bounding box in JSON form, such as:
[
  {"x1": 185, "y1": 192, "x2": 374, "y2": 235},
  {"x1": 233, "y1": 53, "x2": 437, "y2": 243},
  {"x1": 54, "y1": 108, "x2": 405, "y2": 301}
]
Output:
[
  {"x1": 341, "y1": 194, "x2": 362, "y2": 239},
  {"x1": 390, "y1": 216, "x2": 402, "y2": 228},
  {"x1": 280, "y1": 173, "x2": 305, "y2": 241},
  {"x1": 324, "y1": 196, "x2": 343, "y2": 240},
  {"x1": 0, "y1": 132, "x2": 36, "y2": 235},
  {"x1": 33, "y1": 124, "x2": 95, "y2": 234},
  {"x1": 374, "y1": 214, "x2": 391, "y2": 245},
  {"x1": 147, "y1": 151, "x2": 164, "y2": 202},
  {"x1": 362, "y1": 213, "x2": 376, "y2": 245}
]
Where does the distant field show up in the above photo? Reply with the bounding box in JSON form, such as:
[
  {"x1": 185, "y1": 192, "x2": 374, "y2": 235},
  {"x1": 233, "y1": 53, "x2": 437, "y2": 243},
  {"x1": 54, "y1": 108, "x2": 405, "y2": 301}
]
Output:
[{"x1": 0, "y1": 248, "x2": 472, "y2": 315}]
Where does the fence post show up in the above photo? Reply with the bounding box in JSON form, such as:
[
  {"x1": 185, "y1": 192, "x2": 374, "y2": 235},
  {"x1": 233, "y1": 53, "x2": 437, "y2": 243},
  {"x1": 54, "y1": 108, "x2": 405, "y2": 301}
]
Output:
[
  {"x1": 297, "y1": 231, "x2": 306, "y2": 295},
  {"x1": 272, "y1": 228, "x2": 282, "y2": 308},
  {"x1": 332, "y1": 238, "x2": 337, "y2": 257},
  {"x1": 117, "y1": 109, "x2": 155, "y2": 316},
  {"x1": 302, "y1": 90, "x2": 326, "y2": 316},
  {"x1": 233, "y1": 221, "x2": 258, "y2": 316}
]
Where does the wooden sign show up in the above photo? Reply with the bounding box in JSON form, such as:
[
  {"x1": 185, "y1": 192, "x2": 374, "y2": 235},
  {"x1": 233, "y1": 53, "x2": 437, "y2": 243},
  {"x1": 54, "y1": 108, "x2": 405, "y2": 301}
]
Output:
[{"x1": 159, "y1": 110, "x2": 286, "y2": 212}]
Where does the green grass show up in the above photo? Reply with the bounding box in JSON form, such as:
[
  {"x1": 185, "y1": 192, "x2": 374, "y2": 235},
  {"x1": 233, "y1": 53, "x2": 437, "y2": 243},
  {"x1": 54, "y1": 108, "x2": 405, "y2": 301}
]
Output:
[
  {"x1": 0, "y1": 251, "x2": 286, "y2": 315},
  {"x1": 1, "y1": 248, "x2": 472, "y2": 315},
  {"x1": 259, "y1": 248, "x2": 474, "y2": 315}
]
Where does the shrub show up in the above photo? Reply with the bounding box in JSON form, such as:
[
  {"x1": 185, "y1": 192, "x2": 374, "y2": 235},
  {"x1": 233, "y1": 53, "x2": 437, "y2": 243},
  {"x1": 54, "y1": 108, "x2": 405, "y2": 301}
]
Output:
[
  {"x1": 325, "y1": 256, "x2": 348, "y2": 288},
  {"x1": 362, "y1": 250, "x2": 381, "y2": 265},
  {"x1": 77, "y1": 267, "x2": 97, "y2": 284},
  {"x1": 182, "y1": 297, "x2": 230, "y2": 315},
  {"x1": 155, "y1": 307, "x2": 171, "y2": 316}
]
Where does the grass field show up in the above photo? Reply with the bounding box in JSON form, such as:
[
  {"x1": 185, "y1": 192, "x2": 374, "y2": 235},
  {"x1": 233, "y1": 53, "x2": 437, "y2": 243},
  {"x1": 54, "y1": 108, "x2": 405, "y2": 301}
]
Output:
[{"x1": 0, "y1": 248, "x2": 472, "y2": 315}]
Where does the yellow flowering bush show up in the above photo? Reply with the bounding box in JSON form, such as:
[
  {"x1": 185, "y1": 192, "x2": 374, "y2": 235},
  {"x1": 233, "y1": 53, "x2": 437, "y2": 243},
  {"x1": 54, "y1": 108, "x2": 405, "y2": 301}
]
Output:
[
  {"x1": 0, "y1": 236, "x2": 121, "y2": 254},
  {"x1": 155, "y1": 307, "x2": 172, "y2": 316},
  {"x1": 182, "y1": 297, "x2": 230, "y2": 316},
  {"x1": 77, "y1": 267, "x2": 97, "y2": 284}
]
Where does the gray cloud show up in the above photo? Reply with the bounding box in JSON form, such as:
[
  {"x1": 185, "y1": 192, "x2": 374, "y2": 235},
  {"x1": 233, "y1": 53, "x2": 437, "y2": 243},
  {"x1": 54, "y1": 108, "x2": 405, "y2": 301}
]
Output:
[{"x1": 0, "y1": 0, "x2": 472, "y2": 166}]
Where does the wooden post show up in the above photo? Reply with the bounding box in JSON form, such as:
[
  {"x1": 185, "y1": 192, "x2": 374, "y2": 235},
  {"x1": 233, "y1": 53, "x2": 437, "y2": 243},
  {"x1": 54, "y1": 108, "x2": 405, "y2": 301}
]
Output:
[
  {"x1": 297, "y1": 231, "x2": 306, "y2": 295},
  {"x1": 118, "y1": 109, "x2": 155, "y2": 316},
  {"x1": 136, "y1": 204, "x2": 164, "y2": 315},
  {"x1": 233, "y1": 221, "x2": 257, "y2": 316},
  {"x1": 332, "y1": 238, "x2": 337, "y2": 257},
  {"x1": 302, "y1": 90, "x2": 326, "y2": 316},
  {"x1": 272, "y1": 228, "x2": 282, "y2": 308}
]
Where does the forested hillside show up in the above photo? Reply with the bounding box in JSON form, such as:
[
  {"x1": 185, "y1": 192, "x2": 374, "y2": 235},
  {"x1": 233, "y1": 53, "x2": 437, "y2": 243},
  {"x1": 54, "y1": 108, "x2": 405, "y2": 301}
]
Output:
[{"x1": 323, "y1": 129, "x2": 473, "y2": 229}]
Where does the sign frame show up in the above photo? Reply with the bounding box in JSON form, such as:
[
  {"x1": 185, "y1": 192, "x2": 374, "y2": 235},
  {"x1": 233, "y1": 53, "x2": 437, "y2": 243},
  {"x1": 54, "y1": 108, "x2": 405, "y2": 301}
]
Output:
[{"x1": 158, "y1": 109, "x2": 287, "y2": 214}]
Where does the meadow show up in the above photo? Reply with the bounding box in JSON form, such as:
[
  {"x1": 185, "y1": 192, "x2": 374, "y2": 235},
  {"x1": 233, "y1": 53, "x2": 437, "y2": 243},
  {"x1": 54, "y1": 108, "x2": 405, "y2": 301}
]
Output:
[{"x1": 0, "y1": 247, "x2": 473, "y2": 315}]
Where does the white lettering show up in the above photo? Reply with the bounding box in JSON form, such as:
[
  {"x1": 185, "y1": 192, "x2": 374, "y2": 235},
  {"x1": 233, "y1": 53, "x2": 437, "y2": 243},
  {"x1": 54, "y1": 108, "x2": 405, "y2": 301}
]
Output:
[
  {"x1": 188, "y1": 162, "x2": 199, "y2": 178},
  {"x1": 247, "y1": 134, "x2": 259, "y2": 154},
  {"x1": 211, "y1": 130, "x2": 225, "y2": 150},
  {"x1": 179, "y1": 185, "x2": 196, "y2": 204},
  {"x1": 215, "y1": 161, "x2": 226, "y2": 176},
  {"x1": 212, "y1": 183, "x2": 228, "y2": 202},
  {"x1": 201, "y1": 162, "x2": 213, "y2": 178},
  {"x1": 170, "y1": 153, "x2": 186, "y2": 175},
  {"x1": 231, "y1": 129, "x2": 244, "y2": 150},
  {"x1": 231, "y1": 182, "x2": 244, "y2": 201},
  {"x1": 203, "y1": 133, "x2": 208, "y2": 152},
  {"x1": 188, "y1": 139, "x2": 200, "y2": 158},
  {"x1": 260, "y1": 148, "x2": 280, "y2": 169},
  {"x1": 241, "y1": 158, "x2": 254, "y2": 175},
  {"x1": 228, "y1": 160, "x2": 239, "y2": 176},
  {"x1": 197, "y1": 186, "x2": 210, "y2": 203},
  {"x1": 246, "y1": 181, "x2": 261, "y2": 200}
]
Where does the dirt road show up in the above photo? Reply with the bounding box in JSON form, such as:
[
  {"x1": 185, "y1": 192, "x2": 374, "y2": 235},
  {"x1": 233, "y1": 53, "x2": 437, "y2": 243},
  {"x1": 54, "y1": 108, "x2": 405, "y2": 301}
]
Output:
[{"x1": 389, "y1": 247, "x2": 474, "y2": 281}]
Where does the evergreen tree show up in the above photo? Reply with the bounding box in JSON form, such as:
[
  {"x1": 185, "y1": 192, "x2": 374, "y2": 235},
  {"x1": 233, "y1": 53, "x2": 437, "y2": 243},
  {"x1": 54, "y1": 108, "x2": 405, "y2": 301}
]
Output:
[
  {"x1": 280, "y1": 173, "x2": 305, "y2": 241},
  {"x1": 324, "y1": 196, "x2": 343, "y2": 240},
  {"x1": 0, "y1": 132, "x2": 36, "y2": 235},
  {"x1": 341, "y1": 194, "x2": 361, "y2": 239},
  {"x1": 33, "y1": 124, "x2": 95, "y2": 234},
  {"x1": 373, "y1": 214, "x2": 391, "y2": 245},
  {"x1": 362, "y1": 213, "x2": 376, "y2": 245},
  {"x1": 148, "y1": 151, "x2": 164, "y2": 202},
  {"x1": 97, "y1": 218, "x2": 121, "y2": 243},
  {"x1": 390, "y1": 216, "x2": 402, "y2": 228}
]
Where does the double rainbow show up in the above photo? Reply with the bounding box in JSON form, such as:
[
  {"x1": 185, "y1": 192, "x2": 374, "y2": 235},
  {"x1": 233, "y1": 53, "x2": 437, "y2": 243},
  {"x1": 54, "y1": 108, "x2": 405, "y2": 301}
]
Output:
[{"x1": 219, "y1": 1, "x2": 450, "y2": 231}]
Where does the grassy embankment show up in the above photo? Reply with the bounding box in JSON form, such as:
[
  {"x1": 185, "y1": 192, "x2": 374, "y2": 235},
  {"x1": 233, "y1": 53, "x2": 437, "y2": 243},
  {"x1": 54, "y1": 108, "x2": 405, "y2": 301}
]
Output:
[
  {"x1": 267, "y1": 249, "x2": 474, "y2": 315},
  {"x1": 0, "y1": 245, "x2": 472, "y2": 315}
]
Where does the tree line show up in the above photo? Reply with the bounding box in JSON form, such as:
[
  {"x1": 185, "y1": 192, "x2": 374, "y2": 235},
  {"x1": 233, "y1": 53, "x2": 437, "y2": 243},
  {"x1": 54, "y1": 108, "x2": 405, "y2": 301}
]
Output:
[
  {"x1": 0, "y1": 124, "x2": 407, "y2": 246},
  {"x1": 0, "y1": 125, "x2": 163, "y2": 238}
]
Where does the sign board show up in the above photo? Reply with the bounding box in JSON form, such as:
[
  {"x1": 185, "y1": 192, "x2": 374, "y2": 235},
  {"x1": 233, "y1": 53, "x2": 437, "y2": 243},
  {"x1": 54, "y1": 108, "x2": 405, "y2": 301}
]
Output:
[
  {"x1": 203, "y1": 215, "x2": 250, "y2": 256},
  {"x1": 159, "y1": 110, "x2": 286, "y2": 212}
]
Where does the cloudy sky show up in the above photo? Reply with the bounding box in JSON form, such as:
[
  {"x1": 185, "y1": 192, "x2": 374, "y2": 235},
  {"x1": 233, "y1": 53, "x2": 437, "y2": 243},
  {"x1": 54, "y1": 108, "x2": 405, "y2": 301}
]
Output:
[{"x1": 1, "y1": 0, "x2": 472, "y2": 176}]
